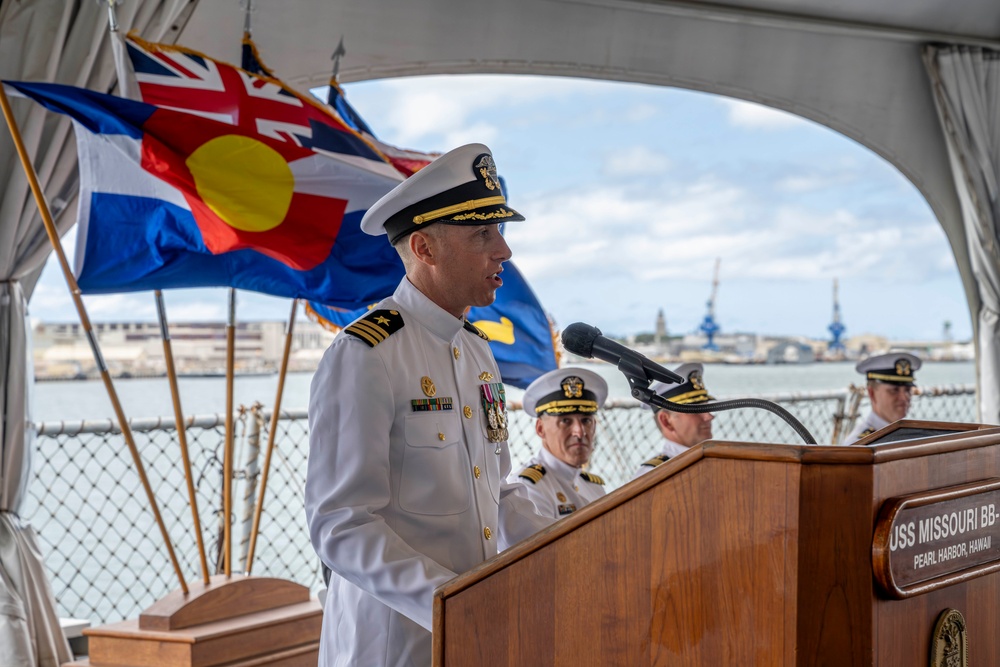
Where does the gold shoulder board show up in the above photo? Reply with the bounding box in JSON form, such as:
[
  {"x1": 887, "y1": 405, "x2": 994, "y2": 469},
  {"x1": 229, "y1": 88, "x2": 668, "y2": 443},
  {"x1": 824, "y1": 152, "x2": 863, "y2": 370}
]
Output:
[
  {"x1": 463, "y1": 320, "x2": 490, "y2": 341},
  {"x1": 343, "y1": 309, "x2": 404, "y2": 348},
  {"x1": 518, "y1": 464, "x2": 546, "y2": 484},
  {"x1": 580, "y1": 471, "x2": 605, "y2": 485},
  {"x1": 641, "y1": 454, "x2": 670, "y2": 468}
]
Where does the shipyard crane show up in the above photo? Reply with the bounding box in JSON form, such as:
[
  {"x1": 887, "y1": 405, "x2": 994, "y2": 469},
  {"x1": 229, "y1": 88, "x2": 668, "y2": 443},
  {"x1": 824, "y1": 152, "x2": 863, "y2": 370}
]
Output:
[
  {"x1": 699, "y1": 258, "x2": 721, "y2": 351},
  {"x1": 828, "y1": 278, "x2": 846, "y2": 353}
]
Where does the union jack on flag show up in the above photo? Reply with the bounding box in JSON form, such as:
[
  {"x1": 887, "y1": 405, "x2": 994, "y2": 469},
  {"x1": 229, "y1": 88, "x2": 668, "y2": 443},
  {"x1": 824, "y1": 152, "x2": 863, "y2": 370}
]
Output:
[{"x1": 119, "y1": 34, "x2": 399, "y2": 179}]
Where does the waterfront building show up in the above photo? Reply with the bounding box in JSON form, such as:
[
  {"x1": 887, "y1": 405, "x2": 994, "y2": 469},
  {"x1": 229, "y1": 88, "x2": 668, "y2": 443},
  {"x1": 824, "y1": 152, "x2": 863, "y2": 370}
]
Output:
[{"x1": 31, "y1": 319, "x2": 336, "y2": 379}]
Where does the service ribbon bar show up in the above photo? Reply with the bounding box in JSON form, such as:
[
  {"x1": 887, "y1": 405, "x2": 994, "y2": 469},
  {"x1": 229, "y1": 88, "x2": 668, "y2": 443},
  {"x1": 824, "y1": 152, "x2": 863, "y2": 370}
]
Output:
[{"x1": 411, "y1": 397, "x2": 454, "y2": 412}]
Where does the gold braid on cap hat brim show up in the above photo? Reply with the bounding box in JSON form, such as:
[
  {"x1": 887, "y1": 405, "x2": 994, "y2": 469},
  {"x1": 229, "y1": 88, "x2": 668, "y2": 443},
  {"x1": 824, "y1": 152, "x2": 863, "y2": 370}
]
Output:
[
  {"x1": 534, "y1": 399, "x2": 599, "y2": 415},
  {"x1": 664, "y1": 389, "x2": 713, "y2": 405},
  {"x1": 867, "y1": 372, "x2": 916, "y2": 383},
  {"x1": 413, "y1": 196, "x2": 508, "y2": 224}
]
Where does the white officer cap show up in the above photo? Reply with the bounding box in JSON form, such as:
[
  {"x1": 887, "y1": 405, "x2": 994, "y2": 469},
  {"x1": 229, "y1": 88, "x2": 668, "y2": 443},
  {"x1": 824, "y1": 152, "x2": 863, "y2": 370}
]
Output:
[
  {"x1": 522, "y1": 367, "x2": 609, "y2": 417},
  {"x1": 645, "y1": 362, "x2": 715, "y2": 409},
  {"x1": 856, "y1": 352, "x2": 921, "y2": 384},
  {"x1": 360, "y1": 143, "x2": 524, "y2": 245}
]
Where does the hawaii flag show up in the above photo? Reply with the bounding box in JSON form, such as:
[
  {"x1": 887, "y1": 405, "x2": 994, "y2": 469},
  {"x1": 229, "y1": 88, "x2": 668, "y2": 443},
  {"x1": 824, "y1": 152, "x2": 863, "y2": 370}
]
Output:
[{"x1": 6, "y1": 80, "x2": 404, "y2": 304}]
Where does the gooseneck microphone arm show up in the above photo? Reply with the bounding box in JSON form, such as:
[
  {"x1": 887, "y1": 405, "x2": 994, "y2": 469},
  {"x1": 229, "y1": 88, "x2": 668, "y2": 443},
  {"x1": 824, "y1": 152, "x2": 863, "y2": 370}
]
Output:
[{"x1": 561, "y1": 322, "x2": 817, "y2": 446}]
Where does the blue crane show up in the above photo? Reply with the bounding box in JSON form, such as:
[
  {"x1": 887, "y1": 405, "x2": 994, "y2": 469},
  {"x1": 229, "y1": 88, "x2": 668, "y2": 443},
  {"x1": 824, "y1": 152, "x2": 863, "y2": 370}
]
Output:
[
  {"x1": 828, "y1": 278, "x2": 846, "y2": 353},
  {"x1": 699, "y1": 258, "x2": 721, "y2": 351}
]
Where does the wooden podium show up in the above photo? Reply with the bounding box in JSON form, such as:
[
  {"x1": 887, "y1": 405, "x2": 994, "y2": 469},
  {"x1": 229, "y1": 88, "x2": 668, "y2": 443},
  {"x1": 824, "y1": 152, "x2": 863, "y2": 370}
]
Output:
[
  {"x1": 434, "y1": 420, "x2": 1000, "y2": 665},
  {"x1": 66, "y1": 576, "x2": 321, "y2": 667}
]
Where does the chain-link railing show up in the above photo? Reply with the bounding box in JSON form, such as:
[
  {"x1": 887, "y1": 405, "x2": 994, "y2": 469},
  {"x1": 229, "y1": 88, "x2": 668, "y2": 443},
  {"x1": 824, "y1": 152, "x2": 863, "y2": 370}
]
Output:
[{"x1": 22, "y1": 383, "x2": 977, "y2": 625}]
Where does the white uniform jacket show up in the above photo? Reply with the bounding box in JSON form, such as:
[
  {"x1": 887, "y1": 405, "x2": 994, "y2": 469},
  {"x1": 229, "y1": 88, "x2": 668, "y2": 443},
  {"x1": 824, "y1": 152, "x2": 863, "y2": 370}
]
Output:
[
  {"x1": 631, "y1": 438, "x2": 689, "y2": 480},
  {"x1": 844, "y1": 410, "x2": 890, "y2": 445},
  {"x1": 305, "y1": 278, "x2": 552, "y2": 667},
  {"x1": 506, "y1": 447, "x2": 606, "y2": 519}
]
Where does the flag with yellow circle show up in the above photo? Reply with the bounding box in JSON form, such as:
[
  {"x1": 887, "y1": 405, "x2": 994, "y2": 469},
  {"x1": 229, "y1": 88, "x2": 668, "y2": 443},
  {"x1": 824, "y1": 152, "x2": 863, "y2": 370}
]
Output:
[{"x1": 6, "y1": 80, "x2": 404, "y2": 305}]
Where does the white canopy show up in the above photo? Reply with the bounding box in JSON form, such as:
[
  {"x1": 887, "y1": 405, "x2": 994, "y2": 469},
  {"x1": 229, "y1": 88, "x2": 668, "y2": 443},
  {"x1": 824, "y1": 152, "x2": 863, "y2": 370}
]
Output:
[
  {"x1": 0, "y1": 0, "x2": 998, "y2": 662},
  {"x1": 176, "y1": 0, "x2": 1000, "y2": 421}
]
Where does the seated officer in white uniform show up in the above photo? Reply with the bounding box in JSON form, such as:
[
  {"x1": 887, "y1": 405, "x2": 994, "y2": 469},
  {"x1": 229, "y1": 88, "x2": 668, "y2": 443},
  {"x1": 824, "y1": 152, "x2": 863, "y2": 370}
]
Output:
[
  {"x1": 508, "y1": 368, "x2": 610, "y2": 518},
  {"x1": 844, "y1": 351, "x2": 921, "y2": 444},
  {"x1": 633, "y1": 363, "x2": 715, "y2": 479},
  {"x1": 305, "y1": 143, "x2": 553, "y2": 667}
]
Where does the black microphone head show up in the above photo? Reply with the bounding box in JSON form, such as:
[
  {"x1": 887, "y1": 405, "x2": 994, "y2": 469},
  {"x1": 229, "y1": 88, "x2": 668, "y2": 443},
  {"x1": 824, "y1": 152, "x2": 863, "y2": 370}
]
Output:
[{"x1": 561, "y1": 322, "x2": 602, "y2": 358}]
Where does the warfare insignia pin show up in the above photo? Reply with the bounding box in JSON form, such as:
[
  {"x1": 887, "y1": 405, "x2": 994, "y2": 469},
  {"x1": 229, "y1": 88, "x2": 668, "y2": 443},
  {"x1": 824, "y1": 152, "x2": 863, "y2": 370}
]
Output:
[
  {"x1": 421, "y1": 376, "x2": 437, "y2": 397},
  {"x1": 479, "y1": 381, "x2": 509, "y2": 446},
  {"x1": 474, "y1": 153, "x2": 501, "y2": 191},
  {"x1": 561, "y1": 376, "x2": 584, "y2": 398}
]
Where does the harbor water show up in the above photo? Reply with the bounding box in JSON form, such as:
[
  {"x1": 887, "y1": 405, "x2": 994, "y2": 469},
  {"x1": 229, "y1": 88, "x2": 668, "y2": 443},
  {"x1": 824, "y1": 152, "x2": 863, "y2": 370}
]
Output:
[{"x1": 34, "y1": 360, "x2": 977, "y2": 423}]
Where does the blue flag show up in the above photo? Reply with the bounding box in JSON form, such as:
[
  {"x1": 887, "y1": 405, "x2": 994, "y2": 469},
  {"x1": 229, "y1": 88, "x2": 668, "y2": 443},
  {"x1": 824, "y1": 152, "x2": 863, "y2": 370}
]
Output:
[{"x1": 7, "y1": 80, "x2": 404, "y2": 305}]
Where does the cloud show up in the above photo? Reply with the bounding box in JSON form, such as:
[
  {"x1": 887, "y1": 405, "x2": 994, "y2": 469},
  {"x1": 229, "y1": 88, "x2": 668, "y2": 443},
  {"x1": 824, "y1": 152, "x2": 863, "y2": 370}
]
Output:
[
  {"x1": 721, "y1": 98, "x2": 809, "y2": 130},
  {"x1": 603, "y1": 145, "x2": 672, "y2": 177},
  {"x1": 625, "y1": 103, "x2": 658, "y2": 123},
  {"x1": 370, "y1": 75, "x2": 610, "y2": 145},
  {"x1": 508, "y1": 171, "x2": 949, "y2": 291}
]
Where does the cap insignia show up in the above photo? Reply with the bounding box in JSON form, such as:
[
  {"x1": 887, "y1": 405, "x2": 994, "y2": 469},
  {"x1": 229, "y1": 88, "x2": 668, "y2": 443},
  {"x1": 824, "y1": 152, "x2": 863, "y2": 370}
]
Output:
[
  {"x1": 561, "y1": 376, "x2": 585, "y2": 399},
  {"x1": 474, "y1": 153, "x2": 501, "y2": 191},
  {"x1": 896, "y1": 359, "x2": 912, "y2": 376},
  {"x1": 689, "y1": 372, "x2": 705, "y2": 391},
  {"x1": 421, "y1": 376, "x2": 436, "y2": 397}
]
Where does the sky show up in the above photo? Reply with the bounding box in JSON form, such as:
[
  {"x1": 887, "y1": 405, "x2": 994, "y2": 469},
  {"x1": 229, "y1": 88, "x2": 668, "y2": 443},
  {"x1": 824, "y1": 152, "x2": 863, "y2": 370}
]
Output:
[{"x1": 30, "y1": 74, "x2": 972, "y2": 342}]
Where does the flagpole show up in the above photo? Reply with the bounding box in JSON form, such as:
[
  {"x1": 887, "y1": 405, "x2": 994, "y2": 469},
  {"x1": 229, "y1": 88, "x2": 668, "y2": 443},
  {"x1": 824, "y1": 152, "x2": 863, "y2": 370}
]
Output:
[
  {"x1": 244, "y1": 299, "x2": 297, "y2": 575},
  {"x1": 157, "y1": 290, "x2": 211, "y2": 585},
  {"x1": 0, "y1": 84, "x2": 189, "y2": 594},
  {"x1": 223, "y1": 288, "x2": 237, "y2": 577}
]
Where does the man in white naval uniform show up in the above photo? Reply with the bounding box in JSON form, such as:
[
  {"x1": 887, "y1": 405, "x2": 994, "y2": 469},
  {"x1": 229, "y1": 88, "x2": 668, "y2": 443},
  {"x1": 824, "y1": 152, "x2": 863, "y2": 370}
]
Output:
[
  {"x1": 844, "y1": 351, "x2": 921, "y2": 444},
  {"x1": 305, "y1": 144, "x2": 553, "y2": 667},
  {"x1": 633, "y1": 363, "x2": 715, "y2": 479},
  {"x1": 508, "y1": 368, "x2": 610, "y2": 518}
]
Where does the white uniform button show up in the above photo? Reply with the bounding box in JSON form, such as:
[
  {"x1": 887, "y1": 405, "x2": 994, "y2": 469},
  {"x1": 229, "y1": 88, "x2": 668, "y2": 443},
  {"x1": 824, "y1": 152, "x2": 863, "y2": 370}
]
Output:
[
  {"x1": 483, "y1": 527, "x2": 492, "y2": 540},
  {"x1": 463, "y1": 405, "x2": 473, "y2": 419},
  {"x1": 438, "y1": 432, "x2": 446, "y2": 441},
  {"x1": 473, "y1": 465, "x2": 481, "y2": 479},
  {"x1": 453, "y1": 346, "x2": 460, "y2": 360}
]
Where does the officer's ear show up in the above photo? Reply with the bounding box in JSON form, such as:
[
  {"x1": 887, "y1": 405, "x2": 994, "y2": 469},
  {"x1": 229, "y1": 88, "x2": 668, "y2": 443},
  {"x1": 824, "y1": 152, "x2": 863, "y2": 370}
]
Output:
[
  {"x1": 656, "y1": 409, "x2": 673, "y2": 433},
  {"x1": 408, "y1": 229, "x2": 437, "y2": 266},
  {"x1": 534, "y1": 417, "x2": 545, "y2": 438}
]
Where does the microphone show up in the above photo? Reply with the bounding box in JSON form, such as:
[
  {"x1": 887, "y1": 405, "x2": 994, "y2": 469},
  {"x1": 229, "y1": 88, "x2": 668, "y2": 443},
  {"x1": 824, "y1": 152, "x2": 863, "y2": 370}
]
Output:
[{"x1": 561, "y1": 322, "x2": 684, "y2": 385}]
